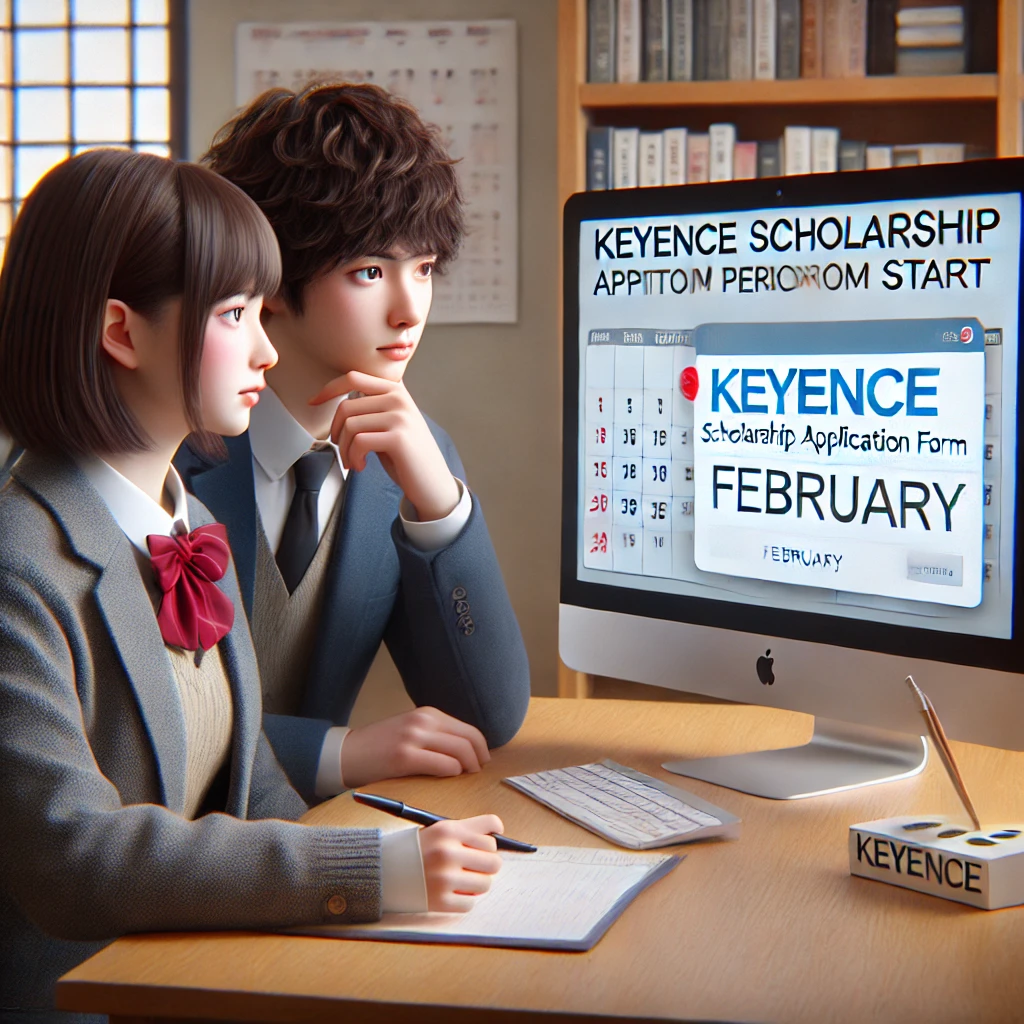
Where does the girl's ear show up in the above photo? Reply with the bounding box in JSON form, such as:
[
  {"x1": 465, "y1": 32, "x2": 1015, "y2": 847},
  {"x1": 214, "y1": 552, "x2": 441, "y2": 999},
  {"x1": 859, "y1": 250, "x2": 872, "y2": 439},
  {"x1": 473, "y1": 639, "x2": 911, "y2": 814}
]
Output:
[{"x1": 100, "y1": 299, "x2": 139, "y2": 370}]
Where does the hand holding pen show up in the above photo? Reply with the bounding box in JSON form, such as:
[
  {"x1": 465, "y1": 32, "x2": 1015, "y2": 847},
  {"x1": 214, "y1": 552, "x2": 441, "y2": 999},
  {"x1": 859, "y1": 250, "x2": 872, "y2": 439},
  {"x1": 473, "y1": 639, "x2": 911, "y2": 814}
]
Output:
[{"x1": 354, "y1": 792, "x2": 537, "y2": 914}]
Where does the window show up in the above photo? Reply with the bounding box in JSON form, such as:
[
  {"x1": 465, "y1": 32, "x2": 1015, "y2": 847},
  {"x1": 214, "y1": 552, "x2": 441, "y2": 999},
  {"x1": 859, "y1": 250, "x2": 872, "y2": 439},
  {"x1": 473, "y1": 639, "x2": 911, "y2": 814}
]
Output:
[{"x1": 0, "y1": 0, "x2": 185, "y2": 253}]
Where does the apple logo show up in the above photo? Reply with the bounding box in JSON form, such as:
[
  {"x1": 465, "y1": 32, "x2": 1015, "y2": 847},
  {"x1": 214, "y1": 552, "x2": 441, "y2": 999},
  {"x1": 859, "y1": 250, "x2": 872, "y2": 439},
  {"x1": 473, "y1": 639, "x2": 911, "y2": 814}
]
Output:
[{"x1": 756, "y1": 649, "x2": 775, "y2": 686}]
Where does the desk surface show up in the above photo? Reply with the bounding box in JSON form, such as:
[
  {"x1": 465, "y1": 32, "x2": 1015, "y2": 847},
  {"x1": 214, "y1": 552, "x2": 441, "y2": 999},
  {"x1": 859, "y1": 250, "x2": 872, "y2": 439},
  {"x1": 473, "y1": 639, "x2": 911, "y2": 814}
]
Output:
[{"x1": 58, "y1": 697, "x2": 1024, "y2": 1024}]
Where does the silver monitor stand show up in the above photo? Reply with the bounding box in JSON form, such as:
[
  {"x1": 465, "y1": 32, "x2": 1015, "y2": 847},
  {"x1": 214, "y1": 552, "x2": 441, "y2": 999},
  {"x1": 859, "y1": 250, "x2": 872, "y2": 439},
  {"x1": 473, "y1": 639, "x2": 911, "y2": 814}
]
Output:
[{"x1": 663, "y1": 718, "x2": 928, "y2": 800}]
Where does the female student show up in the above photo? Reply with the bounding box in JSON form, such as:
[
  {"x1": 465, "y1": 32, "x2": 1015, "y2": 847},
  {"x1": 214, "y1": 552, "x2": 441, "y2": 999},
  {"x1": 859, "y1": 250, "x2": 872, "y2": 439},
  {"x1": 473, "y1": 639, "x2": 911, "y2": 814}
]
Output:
[{"x1": 0, "y1": 149, "x2": 503, "y2": 1023}]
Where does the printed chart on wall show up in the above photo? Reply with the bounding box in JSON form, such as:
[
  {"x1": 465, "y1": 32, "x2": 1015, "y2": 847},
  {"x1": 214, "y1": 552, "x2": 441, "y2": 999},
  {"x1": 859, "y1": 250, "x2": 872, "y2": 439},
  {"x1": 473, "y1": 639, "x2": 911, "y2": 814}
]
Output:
[
  {"x1": 236, "y1": 20, "x2": 518, "y2": 324},
  {"x1": 576, "y1": 195, "x2": 1020, "y2": 642}
]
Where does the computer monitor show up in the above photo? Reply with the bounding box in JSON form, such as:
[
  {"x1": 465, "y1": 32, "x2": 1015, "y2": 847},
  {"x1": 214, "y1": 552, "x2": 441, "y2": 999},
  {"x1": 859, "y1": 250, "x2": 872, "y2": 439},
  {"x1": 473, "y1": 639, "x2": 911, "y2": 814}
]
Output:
[{"x1": 560, "y1": 158, "x2": 1024, "y2": 799}]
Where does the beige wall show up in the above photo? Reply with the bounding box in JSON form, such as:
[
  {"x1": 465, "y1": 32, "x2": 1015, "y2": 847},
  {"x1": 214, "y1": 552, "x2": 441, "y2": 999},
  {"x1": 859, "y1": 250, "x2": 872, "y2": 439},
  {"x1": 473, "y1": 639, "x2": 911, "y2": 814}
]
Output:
[{"x1": 187, "y1": 0, "x2": 562, "y2": 713}]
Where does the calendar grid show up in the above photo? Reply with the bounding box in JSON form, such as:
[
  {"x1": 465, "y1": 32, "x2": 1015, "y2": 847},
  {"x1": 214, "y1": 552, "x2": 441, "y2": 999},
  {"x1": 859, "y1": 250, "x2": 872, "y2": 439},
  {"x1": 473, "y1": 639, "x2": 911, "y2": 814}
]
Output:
[{"x1": 583, "y1": 330, "x2": 695, "y2": 579}]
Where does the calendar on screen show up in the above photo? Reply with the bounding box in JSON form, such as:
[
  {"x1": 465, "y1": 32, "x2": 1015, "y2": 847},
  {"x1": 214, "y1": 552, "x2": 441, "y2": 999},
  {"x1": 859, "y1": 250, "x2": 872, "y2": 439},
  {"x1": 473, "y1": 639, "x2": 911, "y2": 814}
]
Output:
[{"x1": 582, "y1": 330, "x2": 696, "y2": 579}]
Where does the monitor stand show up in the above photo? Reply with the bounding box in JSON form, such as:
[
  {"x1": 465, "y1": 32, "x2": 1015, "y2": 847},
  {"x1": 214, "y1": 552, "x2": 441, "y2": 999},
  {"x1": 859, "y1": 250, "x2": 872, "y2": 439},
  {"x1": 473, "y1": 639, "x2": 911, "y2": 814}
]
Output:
[{"x1": 662, "y1": 717, "x2": 928, "y2": 800}]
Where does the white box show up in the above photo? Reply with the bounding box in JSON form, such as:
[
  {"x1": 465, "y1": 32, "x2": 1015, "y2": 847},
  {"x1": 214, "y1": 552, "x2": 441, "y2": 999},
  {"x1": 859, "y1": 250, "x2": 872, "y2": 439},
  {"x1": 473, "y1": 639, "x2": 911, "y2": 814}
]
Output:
[{"x1": 849, "y1": 816, "x2": 1024, "y2": 910}]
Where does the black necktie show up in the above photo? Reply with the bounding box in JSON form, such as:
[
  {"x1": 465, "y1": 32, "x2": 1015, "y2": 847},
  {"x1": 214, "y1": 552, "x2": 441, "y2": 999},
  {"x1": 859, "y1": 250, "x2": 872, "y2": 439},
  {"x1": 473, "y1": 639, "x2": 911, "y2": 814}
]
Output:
[{"x1": 275, "y1": 448, "x2": 335, "y2": 594}]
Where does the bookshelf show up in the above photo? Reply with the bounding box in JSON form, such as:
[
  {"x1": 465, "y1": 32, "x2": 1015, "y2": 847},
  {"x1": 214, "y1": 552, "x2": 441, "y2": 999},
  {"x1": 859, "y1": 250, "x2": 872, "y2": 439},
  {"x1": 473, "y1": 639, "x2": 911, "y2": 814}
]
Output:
[
  {"x1": 555, "y1": 0, "x2": 1024, "y2": 699},
  {"x1": 558, "y1": 0, "x2": 1023, "y2": 206}
]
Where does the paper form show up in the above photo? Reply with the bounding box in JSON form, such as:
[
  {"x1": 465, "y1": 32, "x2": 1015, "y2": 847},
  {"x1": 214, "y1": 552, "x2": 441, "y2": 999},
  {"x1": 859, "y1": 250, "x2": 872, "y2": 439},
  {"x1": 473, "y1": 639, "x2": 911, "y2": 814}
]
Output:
[{"x1": 288, "y1": 846, "x2": 680, "y2": 951}]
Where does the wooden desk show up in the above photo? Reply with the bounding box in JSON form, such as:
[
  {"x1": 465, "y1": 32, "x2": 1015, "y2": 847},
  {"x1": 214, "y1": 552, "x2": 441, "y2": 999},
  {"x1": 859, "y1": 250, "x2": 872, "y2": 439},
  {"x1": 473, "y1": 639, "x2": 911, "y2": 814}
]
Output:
[{"x1": 58, "y1": 697, "x2": 1024, "y2": 1024}]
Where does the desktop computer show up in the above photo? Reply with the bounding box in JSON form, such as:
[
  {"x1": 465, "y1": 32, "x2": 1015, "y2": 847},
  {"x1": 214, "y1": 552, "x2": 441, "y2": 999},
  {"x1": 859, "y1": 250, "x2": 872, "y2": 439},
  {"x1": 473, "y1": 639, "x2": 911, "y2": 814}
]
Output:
[{"x1": 560, "y1": 158, "x2": 1024, "y2": 799}]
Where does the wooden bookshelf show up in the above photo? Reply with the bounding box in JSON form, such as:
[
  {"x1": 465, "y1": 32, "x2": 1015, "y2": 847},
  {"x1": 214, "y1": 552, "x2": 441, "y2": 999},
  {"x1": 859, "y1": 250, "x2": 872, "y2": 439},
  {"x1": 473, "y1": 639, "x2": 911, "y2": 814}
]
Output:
[
  {"x1": 580, "y1": 75, "x2": 999, "y2": 107},
  {"x1": 558, "y1": 0, "x2": 1024, "y2": 207},
  {"x1": 556, "y1": 0, "x2": 1024, "y2": 698}
]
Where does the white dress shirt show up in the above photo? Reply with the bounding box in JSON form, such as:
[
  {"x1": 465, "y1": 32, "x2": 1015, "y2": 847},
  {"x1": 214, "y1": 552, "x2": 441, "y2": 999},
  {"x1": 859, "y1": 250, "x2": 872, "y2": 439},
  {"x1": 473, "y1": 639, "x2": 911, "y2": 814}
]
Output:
[
  {"x1": 246, "y1": 386, "x2": 471, "y2": 797},
  {"x1": 78, "y1": 454, "x2": 429, "y2": 913}
]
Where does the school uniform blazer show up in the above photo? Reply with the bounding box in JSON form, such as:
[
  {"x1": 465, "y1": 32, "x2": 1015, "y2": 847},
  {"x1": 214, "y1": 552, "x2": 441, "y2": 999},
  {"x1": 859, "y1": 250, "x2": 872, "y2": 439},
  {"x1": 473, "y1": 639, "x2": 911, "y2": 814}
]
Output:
[
  {"x1": 175, "y1": 418, "x2": 532, "y2": 802},
  {"x1": 0, "y1": 452, "x2": 382, "y2": 1020}
]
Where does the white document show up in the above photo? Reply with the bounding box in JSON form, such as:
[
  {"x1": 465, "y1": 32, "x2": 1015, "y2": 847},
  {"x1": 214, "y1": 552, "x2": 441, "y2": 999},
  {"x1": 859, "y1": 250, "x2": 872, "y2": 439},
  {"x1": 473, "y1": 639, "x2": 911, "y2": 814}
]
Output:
[
  {"x1": 504, "y1": 760, "x2": 740, "y2": 849},
  {"x1": 288, "y1": 846, "x2": 680, "y2": 950}
]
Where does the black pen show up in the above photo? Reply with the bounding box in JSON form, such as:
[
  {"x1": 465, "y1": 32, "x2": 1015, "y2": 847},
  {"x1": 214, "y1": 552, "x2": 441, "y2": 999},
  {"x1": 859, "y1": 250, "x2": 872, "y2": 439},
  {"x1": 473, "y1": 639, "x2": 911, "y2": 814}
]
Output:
[{"x1": 353, "y1": 791, "x2": 538, "y2": 853}]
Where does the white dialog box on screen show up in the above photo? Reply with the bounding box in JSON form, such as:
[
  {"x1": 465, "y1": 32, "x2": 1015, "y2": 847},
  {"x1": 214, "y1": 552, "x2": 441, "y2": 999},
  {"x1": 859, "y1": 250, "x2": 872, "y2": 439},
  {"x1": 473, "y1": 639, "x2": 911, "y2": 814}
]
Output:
[{"x1": 690, "y1": 319, "x2": 986, "y2": 607}]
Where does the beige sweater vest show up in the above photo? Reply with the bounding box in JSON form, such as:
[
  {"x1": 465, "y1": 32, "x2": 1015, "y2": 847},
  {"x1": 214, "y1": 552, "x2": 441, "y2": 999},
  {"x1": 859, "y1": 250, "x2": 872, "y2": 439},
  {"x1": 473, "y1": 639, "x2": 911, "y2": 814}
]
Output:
[
  {"x1": 134, "y1": 548, "x2": 234, "y2": 820},
  {"x1": 251, "y1": 499, "x2": 343, "y2": 715}
]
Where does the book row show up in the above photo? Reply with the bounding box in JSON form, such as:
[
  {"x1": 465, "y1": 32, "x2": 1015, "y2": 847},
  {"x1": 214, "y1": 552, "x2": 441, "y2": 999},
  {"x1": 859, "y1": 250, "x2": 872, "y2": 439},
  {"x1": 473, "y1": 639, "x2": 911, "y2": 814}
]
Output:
[
  {"x1": 587, "y1": 123, "x2": 981, "y2": 188},
  {"x1": 587, "y1": 0, "x2": 996, "y2": 82}
]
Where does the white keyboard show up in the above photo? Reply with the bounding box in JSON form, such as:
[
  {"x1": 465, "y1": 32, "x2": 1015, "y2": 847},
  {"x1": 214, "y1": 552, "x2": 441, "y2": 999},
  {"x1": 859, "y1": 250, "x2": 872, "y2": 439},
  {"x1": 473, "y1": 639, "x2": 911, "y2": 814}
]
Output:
[{"x1": 504, "y1": 760, "x2": 740, "y2": 849}]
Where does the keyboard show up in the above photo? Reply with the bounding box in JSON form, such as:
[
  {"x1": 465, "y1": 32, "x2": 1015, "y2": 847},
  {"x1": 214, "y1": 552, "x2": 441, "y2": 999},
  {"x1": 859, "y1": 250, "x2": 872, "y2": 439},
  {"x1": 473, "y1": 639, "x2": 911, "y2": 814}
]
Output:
[{"x1": 504, "y1": 760, "x2": 740, "y2": 849}]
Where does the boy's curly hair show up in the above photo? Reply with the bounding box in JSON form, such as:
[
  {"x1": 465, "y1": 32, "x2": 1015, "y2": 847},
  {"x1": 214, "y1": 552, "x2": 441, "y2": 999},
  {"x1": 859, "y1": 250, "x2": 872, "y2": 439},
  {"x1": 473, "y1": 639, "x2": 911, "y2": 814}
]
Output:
[{"x1": 203, "y1": 81, "x2": 464, "y2": 313}]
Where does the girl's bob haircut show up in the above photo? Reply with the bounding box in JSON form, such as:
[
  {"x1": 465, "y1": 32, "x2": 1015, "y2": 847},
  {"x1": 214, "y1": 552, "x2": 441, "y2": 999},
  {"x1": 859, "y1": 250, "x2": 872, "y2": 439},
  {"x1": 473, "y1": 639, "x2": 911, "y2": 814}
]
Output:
[{"x1": 0, "y1": 148, "x2": 281, "y2": 458}]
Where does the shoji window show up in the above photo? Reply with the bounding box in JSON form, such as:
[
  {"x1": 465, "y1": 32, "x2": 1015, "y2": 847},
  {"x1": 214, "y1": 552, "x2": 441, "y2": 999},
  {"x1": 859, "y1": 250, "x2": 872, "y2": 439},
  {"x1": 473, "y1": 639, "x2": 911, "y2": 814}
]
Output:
[{"x1": 0, "y1": 0, "x2": 185, "y2": 254}]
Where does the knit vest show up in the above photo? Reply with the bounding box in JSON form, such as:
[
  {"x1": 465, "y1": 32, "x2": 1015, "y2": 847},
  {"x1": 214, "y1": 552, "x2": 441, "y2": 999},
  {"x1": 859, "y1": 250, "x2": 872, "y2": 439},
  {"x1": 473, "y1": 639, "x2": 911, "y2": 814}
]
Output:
[
  {"x1": 166, "y1": 645, "x2": 234, "y2": 818},
  {"x1": 251, "y1": 498, "x2": 342, "y2": 715},
  {"x1": 133, "y1": 547, "x2": 233, "y2": 820}
]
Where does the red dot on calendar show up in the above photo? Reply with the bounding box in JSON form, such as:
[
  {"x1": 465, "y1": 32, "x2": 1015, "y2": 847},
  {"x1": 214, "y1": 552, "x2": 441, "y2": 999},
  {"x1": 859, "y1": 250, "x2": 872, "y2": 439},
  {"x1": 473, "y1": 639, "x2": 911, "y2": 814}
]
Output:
[{"x1": 680, "y1": 366, "x2": 699, "y2": 401}]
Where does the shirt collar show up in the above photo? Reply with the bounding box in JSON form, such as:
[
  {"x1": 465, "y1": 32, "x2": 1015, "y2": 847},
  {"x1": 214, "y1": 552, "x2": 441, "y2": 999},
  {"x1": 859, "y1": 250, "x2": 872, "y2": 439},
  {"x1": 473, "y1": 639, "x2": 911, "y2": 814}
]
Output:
[
  {"x1": 77, "y1": 455, "x2": 190, "y2": 555},
  {"x1": 248, "y1": 384, "x2": 346, "y2": 481}
]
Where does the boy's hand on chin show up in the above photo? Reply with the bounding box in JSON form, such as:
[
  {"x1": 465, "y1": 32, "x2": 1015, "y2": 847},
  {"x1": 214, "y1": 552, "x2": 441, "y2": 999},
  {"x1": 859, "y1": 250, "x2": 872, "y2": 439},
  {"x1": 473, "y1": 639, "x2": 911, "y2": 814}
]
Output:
[{"x1": 310, "y1": 369, "x2": 460, "y2": 522}]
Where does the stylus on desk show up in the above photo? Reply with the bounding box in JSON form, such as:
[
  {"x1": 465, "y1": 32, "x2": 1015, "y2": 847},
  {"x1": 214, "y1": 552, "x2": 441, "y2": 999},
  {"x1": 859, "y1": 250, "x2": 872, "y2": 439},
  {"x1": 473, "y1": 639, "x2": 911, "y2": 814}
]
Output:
[{"x1": 352, "y1": 791, "x2": 538, "y2": 853}]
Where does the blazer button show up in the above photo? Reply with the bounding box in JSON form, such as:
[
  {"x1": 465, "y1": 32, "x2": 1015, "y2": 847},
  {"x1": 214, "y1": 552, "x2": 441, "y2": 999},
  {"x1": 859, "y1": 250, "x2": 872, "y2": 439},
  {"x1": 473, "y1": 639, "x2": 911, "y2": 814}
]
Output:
[{"x1": 327, "y1": 895, "x2": 348, "y2": 916}]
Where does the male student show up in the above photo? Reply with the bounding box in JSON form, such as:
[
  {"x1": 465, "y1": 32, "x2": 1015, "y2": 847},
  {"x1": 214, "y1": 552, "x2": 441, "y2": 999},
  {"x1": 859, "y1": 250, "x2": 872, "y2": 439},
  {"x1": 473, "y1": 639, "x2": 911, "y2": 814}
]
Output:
[{"x1": 175, "y1": 81, "x2": 531, "y2": 803}]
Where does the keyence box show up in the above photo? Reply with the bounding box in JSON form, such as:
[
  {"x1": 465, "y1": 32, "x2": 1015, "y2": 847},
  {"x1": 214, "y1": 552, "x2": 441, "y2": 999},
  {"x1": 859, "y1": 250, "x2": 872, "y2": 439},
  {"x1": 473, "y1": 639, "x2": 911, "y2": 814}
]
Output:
[{"x1": 849, "y1": 816, "x2": 1024, "y2": 910}]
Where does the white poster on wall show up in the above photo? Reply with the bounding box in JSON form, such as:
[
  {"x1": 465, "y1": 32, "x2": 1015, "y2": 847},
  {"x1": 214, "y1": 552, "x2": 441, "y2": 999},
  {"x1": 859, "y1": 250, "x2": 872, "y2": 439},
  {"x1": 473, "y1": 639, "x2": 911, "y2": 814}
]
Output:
[{"x1": 236, "y1": 20, "x2": 518, "y2": 325}]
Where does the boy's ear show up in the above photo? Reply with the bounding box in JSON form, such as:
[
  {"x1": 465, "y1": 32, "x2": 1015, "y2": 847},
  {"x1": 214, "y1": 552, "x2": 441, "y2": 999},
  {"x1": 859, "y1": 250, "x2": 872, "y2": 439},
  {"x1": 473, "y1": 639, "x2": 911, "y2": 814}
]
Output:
[
  {"x1": 261, "y1": 292, "x2": 289, "y2": 318},
  {"x1": 100, "y1": 299, "x2": 140, "y2": 370}
]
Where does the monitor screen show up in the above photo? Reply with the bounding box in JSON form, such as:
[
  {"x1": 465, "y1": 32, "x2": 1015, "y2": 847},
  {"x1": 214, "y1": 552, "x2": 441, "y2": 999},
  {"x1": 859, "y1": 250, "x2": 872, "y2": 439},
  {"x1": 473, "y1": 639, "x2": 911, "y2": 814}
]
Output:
[{"x1": 562, "y1": 162, "x2": 1024, "y2": 690}]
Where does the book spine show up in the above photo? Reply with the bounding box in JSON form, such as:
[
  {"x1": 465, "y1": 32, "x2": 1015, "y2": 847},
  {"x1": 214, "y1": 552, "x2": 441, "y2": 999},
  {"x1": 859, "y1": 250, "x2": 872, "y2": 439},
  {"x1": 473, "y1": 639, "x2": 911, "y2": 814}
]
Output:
[
  {"x1": 669, "y1": 0, "x2": 695, "y2": 78},
  {"x1": 758, "y1": 138, "x2": 782, "y2": 177},
  {"x1": 662, "y1": 127, "x2": 689, "y2": 183},
  {"x1": 644, "y1": 0, "x2": 670, "y2": 79},
  {"x1": 800, "y1": 0, "x2": 824, "y2": 75},
  {"x1": 709, "y1": 122, "x2": 736, "y2": 180},
  {"x1": 865, "y1": 144, "x2": 893, "y2": 168},
  {"x1": 692, "y1": 0, "x2": 709, "y2": 79},
  {"x1": 617, "y1": 0, "x2": 643, "y2": 81},
  {"x1": 587, "y1": 126, "x2": 614, "y2": 190},
  {"x1": 811, "y1": 126, "x2": 839, "y2": 172},
  {"x1": 895, "y1": 45, "x2": 965, "y2": 73},
  {"x1": 776, "y1": 0, "x2": 802, "y2": 77},
  {"x1": 821, "y1": 0, "x2": 843, "y2": 76},
  {"x1": 892, "y1": 145, "x2": 921, "y2": 166},
  {"x1": 687, "y1": 132, "x2": 710, "y2": 182},
  {"x1": 838, "y1": 138, "x2": 867, "y2": 169},
  {"x1": 844, "y1": 0, "x2": 869, "y2": 73},
  {"x1": 783, "y1": 125, "x2": 812, "y2": 174},
  {"x1": 896, "y1": 4, "x2": 964, "y2": 26},
  {"x1": 639, "y1": 131, "x2": 665, "y2": 185},
  {"x1": 588, "y1": 0, "x2": 618, "y2": 82},
  {"x1": 917, "y1": 143, "x2": 966, "y2": 164},
  {"x1": 706, "y1": 0, "x2": 731, "y2": 78},
  {"x1": 729, "y1": 0, "x2": 755, "y2": 78},
  {"x1": 733, "y1": 140, "x2": 759, "y2": 178},
  {"x1": 613, "y1": 127, "x2": 640, "y2": 187},
  {"x1": 896, "y1": 23, "x2": 965, "y2": 46},
  {"x1": 968, "y1": 0, "x2": 997, "y2": 73},
  {"x1": 866, "y1": 0, "x2": 897, "y2": 74},
  {"x1": 754, "y1": 0, "x2": 778, "y2": 77}
]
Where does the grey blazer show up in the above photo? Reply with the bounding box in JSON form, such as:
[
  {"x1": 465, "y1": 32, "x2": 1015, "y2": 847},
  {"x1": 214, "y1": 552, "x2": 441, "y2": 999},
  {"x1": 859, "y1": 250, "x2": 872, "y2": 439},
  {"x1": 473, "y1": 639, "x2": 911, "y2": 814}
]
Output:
[
  {"x1": 0, "y1": 453, "x2": 383, "y2": 1021},
  {"x1": 175, "y1": 419, "x2": 532, "y2": 802}
]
